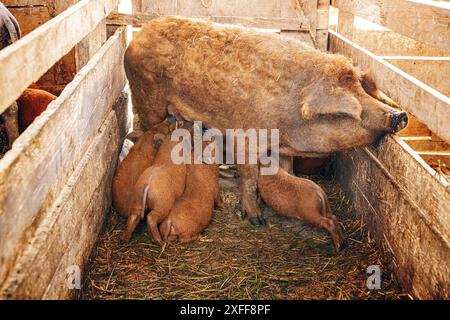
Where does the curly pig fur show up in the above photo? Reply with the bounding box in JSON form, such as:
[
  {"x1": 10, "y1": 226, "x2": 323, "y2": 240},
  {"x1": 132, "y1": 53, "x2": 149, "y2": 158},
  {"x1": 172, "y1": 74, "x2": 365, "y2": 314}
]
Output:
[{"x1": 124, "y1": 16, "x2": 406, "y2": 224}]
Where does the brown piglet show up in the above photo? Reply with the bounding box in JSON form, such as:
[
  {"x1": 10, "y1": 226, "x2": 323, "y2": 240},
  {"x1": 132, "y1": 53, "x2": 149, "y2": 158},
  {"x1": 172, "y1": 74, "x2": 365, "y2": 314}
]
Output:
[
  {"x1": 258, "y1": 167, "x2": 346, "y2": 252},
  {"x1": 122, "y1": 135, "x2": 187, "y2": 243},
  {"x1": 159, "y1": 163, "x2": 224, "y2": 243},
  {"x1": 112, "y1": 118, "x2": 176, "y2": 218}
]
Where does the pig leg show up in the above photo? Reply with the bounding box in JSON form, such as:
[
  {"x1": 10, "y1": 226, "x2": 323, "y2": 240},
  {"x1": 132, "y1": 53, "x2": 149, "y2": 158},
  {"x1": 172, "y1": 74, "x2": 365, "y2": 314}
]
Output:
[
  {"x1": 123, "y1": 213, "x2": 141, "y2": 241},
  {"x1": 238, "y1": 164, "x2": 265, "y2": 226},
  {"x1": 146, "y1": 211, "x2": 164, "y2": 244},
  {"x1": 279, "y1": 155, "x2": 293, "y2": 174},
  {"x1": 127, "y1": 75, "x2": 167, "y2": 131},
  {"x1": 315, "y1": 216, "x2": 346, "y2": 253},
  {"x1": 330, "y1": 215, "x2": 346, "y2": 248},
  {"x1": 160, "y1": 219, "x2": 172, "y2": 242},
  {"x1": 214, "y1": 192, "x2": 225, "y2": 210},
  {"x1": 122, "y1": 185, "x2": 149, "y2": 241}
]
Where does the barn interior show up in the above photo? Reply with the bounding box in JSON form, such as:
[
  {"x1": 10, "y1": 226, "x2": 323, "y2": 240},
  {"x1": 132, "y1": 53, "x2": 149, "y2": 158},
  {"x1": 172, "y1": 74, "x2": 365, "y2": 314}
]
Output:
[{"x1": 0, "y1": 0, "x2": 448, "y2": 300}]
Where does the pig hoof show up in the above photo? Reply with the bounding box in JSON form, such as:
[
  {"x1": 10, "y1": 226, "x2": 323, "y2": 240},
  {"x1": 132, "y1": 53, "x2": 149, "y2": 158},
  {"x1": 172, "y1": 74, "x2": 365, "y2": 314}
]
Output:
[{"x1": 249, "y1": 216, "x2": 266, "y2": 226}]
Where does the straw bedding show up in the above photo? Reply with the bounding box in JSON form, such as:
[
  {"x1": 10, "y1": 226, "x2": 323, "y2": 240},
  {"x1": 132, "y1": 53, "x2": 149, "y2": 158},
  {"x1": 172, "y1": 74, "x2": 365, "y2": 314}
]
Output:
[{"x1": 80, "y1": 167, "x2": 411, "y2": 300}]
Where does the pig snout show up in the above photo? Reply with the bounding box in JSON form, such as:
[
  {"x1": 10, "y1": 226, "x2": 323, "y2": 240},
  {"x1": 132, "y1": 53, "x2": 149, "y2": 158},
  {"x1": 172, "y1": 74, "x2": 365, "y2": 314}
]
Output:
[{"x1": 390, "y1": 111, "x2": 408, "y2": 133}]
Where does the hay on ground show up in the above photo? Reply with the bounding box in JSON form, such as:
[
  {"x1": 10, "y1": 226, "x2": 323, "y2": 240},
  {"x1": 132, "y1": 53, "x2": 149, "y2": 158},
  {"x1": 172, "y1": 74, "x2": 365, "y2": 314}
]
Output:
[{"x1": 80, "y1": 168, "x2": 411, "y2": 300}]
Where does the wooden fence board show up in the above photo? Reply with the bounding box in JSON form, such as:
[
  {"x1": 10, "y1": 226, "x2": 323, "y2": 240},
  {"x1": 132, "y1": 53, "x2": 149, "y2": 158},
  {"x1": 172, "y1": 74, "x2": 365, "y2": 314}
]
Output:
[
  {"x1": 0, "y1": 0, "x2": 119, "y2": 114},
  {"x1": 0, "y1": 28, "x2": 126, "y2": 287},
  {"x1": 332, "y1": 0, "x2": 450, "y2": 52},
  {"x1": 329, "y1": 30, "x2": 450, "y2": 144}
]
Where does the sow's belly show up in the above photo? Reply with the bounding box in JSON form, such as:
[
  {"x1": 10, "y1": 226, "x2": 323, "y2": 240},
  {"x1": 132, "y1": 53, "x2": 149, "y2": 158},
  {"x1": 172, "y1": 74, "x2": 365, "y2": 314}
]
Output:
[{"x1": 166, "y1": 92, "x2": 279, "y2": 132}]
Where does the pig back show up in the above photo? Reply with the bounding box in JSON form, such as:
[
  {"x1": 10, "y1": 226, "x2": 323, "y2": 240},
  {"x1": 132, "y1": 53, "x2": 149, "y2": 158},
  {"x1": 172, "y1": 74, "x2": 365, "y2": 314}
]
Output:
[
  {"x1": 185, "y1": 163, "x2": 219, "y2": 201},
  {"x1": 112, "y1": 125, "x2": 170, "y2": 217},
  {"x1": 128, "y1": 16, "x2": 320, "y2": 130},
  {"x1": 167, "y1": 163, "x2": 218, "y2": 235}
]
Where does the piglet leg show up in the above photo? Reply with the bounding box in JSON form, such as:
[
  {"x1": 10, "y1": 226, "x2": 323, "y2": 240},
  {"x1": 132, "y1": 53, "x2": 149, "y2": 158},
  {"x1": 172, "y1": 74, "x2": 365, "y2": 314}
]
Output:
[
  {"x1": 122, "y1": 185, "x2": 149, "y2": 241},
  {"x1": 331, "y1": 215, "x2": 347, "y2": 249},
  {"x1": 160, "y1": 219, "x2": 173, "y2": 242},
  {"x1": 146, "y1": 211, "x2": 164, "y2": 244},
  {"x1": 123, "y1": 213, "x2": 140, "y2": 241},
  {"x1": 316, "y1": 216, "x2": 346, "y2": 253}
]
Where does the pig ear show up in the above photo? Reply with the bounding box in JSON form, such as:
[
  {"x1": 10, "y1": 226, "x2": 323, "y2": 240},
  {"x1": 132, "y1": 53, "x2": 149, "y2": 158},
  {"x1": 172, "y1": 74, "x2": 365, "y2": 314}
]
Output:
[
  {"x1": 299, "y1": 81, "x2": 362, "y2": 120},
  {"x1": 360, "y1": 70, "x2": 400, "y2": 109},
  {"x1": 360, "y1": 71, "x2": 378, "y2": 97}
]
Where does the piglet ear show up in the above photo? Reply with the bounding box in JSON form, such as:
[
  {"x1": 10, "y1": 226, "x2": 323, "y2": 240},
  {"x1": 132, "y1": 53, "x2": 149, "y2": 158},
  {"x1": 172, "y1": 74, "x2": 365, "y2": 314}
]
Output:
[
  {"x1": 153, "y1": 133, "x2": 165, "y2": 149},
  {"x1": 126, "y1": 130, "x2": 144, "y2": 143}
]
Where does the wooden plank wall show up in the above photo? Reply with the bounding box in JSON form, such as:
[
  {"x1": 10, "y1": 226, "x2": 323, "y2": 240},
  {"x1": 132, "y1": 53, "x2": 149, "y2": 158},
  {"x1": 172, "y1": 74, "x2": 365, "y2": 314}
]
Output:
[
  {"x1": 132, "y1": 0, "x2": 304, "y2": 18},
  {"x1": 332, "y1": 0, "x2": 450, "y2": 52},
  {"x1": 329, "y1": 30, "x2": 450, "y2": 144},
  {"x1": 335, "y1": 138, "x2": 450, "y2": 299},
  {"x1": 0, "y1": 0, "x2": 119, "y2": 114},
  {"x1": 0, "y1": 22, "x2": 128, "y2": 299},
  {"x1": 2, "y1": 0, "x2": 107, "y2": 94},
  {"x1": 330, "y1": 0, "x2": 450, "y2": 299},
  {"x1": 382, "y1": 58, "x2": 450, "y2": 97},
  {"x1": 127, "y1": 0, "x2": 329, "y2": 50}
]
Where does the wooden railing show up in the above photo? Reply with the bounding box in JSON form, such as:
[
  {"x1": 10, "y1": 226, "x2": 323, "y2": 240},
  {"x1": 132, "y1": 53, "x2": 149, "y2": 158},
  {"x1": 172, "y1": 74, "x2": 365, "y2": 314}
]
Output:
[
  {"x1": 330, "y1": 0, "x2": 450, "y2": 144},
  {"x1": 0, "y1": 0, "x2": 120, "y2": 114},
  {"x1": 330, "y1": 0, "x2": 450, "y2": 300}
]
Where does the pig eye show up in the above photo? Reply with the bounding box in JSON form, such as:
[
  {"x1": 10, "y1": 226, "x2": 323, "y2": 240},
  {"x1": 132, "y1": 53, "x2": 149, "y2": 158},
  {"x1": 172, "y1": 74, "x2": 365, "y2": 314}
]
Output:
[{"x1": 316, "y1": 112, "x2": 358, "y2": 120}]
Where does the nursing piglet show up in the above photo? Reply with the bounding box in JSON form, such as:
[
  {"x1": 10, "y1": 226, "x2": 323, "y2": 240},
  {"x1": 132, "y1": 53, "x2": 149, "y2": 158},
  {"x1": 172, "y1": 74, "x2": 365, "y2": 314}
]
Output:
[
  {"x1": 122, "y1": 135, "x2": 186, "y2": 242},
  {"x1": 159, "y1": 163, "x2": 223, "y2": 243},
  {"x1": 258, "y1": 167, "x2": 346, "y2": 252},
  {"x1": 112, "y1": 118, "x2": 176, "y2": 217}
]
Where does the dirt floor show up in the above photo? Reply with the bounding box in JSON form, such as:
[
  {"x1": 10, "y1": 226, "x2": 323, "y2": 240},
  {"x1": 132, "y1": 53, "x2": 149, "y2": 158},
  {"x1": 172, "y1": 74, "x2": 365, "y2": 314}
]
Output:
[{"x1": 80, "y1": 167, "x2": 412, "y2": 300}]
